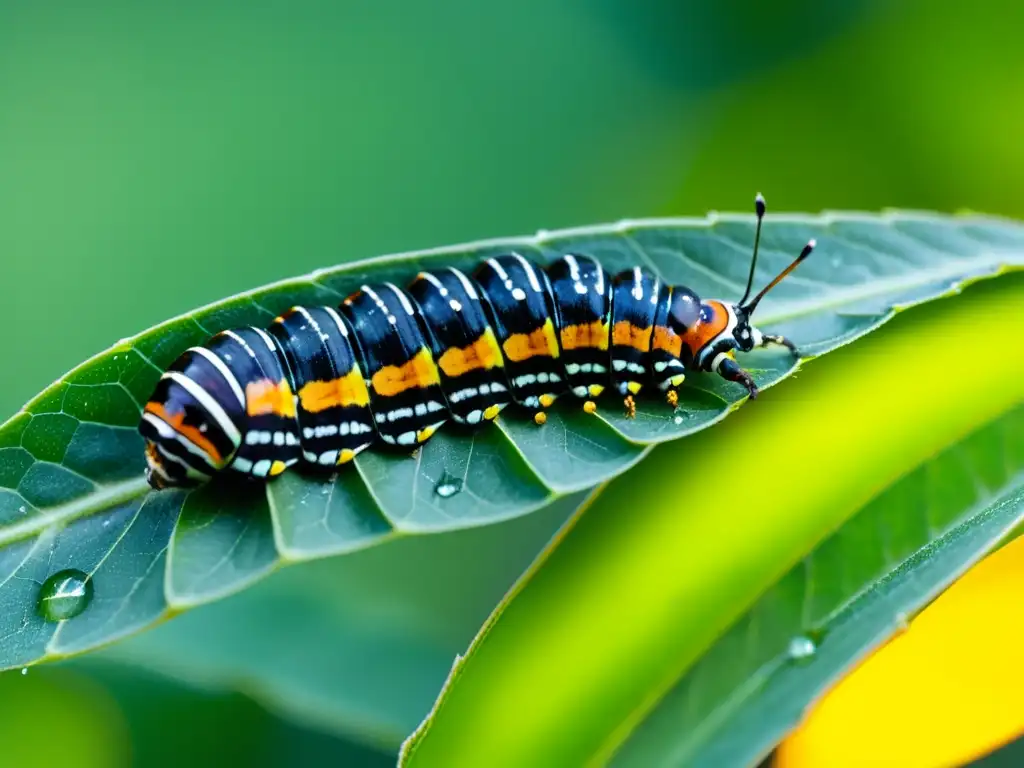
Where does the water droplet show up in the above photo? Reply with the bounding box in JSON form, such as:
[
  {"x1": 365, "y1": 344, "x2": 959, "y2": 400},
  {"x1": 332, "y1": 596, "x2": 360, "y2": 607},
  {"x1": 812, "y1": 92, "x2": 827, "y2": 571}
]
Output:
[
  {"x1": 36, "y1": 569, "x2": 94, "y2": 622},
  {"x1": 787, "y1": 635, "x2": 817, "y2": 661},
  {"x1": 894, "y1": 611, "x2": 910, "y2": 633},
  {"x1": 673, "y1": 415, "x2": 683, "y2": 425},
  {"x1": 434, "y1": 472, "x2": 463, "y2": 499},
  {"x1": 18, "y1": 505, "x2": 26, "y2": 515},
  {"x1": 20, "y1": 668, "x2": 27, "y2": 676}
]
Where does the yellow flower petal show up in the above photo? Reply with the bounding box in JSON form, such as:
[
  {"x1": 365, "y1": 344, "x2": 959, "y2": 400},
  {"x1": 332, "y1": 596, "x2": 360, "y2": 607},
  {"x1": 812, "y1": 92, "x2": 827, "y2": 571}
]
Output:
[{"x1": 778, "y1": 532, "x2": 1024, "y2": 768}]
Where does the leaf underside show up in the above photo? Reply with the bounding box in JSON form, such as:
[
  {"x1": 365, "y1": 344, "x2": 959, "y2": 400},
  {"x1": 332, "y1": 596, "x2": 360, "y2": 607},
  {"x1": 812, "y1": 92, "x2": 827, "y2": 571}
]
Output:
[
  {"x1": 97, "y1": 490, "x2": 592, "y2": 751},
  {"x1": 0, "y1": 211, "x2": 1021, "y2": 669},
  {"x1": 610, "y1": 406, "x2": 1024, "y2": 768}
]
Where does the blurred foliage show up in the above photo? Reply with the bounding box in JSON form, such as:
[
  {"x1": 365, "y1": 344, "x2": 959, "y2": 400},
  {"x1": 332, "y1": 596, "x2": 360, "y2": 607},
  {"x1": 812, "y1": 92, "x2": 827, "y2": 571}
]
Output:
[
  {"x1": 589, "y1": 0, "x2": 872, "y2": 90},
  {"x1": 0, "y1": 663, "x2": 391, "y2": 768},
  {"x1": 95, "y1": 495, "x2": 586, "y2": 749},
  {"x1": 668, "y1": 0, "x2": 1024, "y2": 218},
  {"x1": 0, "y1": 665, "x2": 127, "y2": 768},
  {"x1": 0, "y1": 0, "x2": 1021, "y2": 764}
]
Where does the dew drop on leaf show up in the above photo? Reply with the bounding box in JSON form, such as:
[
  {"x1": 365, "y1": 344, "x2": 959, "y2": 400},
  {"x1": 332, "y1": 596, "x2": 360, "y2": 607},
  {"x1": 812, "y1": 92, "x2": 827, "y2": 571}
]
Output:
[
  {"x1": 787, "y1": 635, "x2": 817, "y2": 662},
  {"x1": 673, "y1": 415, "x2": 684, "y2": 425},
  {"x1": 434, "y1": 472, "x2": 464, "y2": 499},
  {"x1": 20, "y1": 668, "x2": 27, "y2": 676},
  {"x1": 895, "y1": 611, "x2": 910, "y2": 629},
  {"x1": 36, "y1": 569, "x2": 94, "y2": 622}
]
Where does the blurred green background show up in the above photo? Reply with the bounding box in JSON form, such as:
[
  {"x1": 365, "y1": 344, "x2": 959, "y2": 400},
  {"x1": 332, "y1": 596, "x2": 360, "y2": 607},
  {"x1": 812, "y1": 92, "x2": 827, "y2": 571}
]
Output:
[{"x1": 1, "y1": 0, "x2": 1021, "y2": 765}]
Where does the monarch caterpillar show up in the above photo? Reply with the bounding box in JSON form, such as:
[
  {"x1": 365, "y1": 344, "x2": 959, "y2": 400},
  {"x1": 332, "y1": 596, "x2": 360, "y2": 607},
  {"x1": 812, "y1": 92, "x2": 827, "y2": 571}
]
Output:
[{"x1": 140, "y1": 195, "x2": 814, "y2": 489}]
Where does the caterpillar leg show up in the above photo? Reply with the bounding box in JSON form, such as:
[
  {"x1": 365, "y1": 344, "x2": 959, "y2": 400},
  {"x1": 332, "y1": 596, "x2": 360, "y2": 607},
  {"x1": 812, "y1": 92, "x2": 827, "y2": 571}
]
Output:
[
  {"x1": 666, "y1": 389, "x2": 678, "y2": 408},
  {"x1": 761, "y1": 333, "x2": 799, "y2": 356},
  {"x1": 623, "y1": 395, "x2": 637, "y2": 419},
  {"x1": 717, "y1": 356, "x2": 759, "y2": 399},
  {"x1": 533, "y1": 393, "x2": 557, "y2": 425}
]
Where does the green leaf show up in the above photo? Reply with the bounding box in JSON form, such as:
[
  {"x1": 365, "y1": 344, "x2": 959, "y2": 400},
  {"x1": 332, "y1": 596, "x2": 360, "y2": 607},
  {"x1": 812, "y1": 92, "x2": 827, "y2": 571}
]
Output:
[
  {"x1": 3, "y1": 661, "x2": 395, "y2": 768},
  {"x1": 610, "y1": 408, "x2": 1024, "y2": 768},
  {"x1": 91, "y1": 490, "x2": 591, "y2": 750},
  {"x1": 399, "y1": 275, "x2": 1024, "y2": 767},
  {"x1": 0, "y1": 212, "x2": 1021, "y2": 669}
]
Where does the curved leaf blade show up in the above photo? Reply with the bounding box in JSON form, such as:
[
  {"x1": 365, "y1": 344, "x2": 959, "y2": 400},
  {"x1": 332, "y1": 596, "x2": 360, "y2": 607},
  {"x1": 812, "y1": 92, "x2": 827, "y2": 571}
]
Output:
[
  {"x1": 93, "y1": 490, "x2": 592, "y2": 751},
  {"x1": 610, "y1": 407, "x2": 1024, "y2": 768},
  {"x1": 399, "y1": 276, "x2": 1024, "y2": 767},
  {"x1": 1, "y1": 212, "x2": 1021, "y2": 669}
]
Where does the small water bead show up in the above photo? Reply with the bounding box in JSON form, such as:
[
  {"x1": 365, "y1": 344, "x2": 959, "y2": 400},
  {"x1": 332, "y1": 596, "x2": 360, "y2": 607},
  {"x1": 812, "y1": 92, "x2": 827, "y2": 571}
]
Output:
[
  {"x1": 673, "y1": 415, "x2": 684, "y2": 425},
  {"x1": 787, "y1": 635, "x2": 817, "y2": 661},
  {"x1": 37, "y1": 569, "x2": 94, "y2": 622},
  {"x1": 20, "y1": 668, "x2": 27, "y2": 676},
  {"x1": 434, "y1": 472, "x2": 464, "y2": 499}
]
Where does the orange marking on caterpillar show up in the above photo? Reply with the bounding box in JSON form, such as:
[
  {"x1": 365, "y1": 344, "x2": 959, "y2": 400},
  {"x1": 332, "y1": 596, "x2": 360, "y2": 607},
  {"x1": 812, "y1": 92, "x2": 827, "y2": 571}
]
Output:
[
  {"x1": 503, "y1": 319, "x2": 559, "y2": 362},
  {"x1": 438, "y1": 329, "x2": 503, "y2": 377},
  {"x1": 298, "y1": 369, "x2": 370, "y2": 412},
  {"x1": 560, "y1": 320, "x2": 609, "y2": 351},
  {"x1": 612, "y1": 321, "x2": 653, "y2": 353},
  {"x1": 245, "y1": 379, "x2": 297, "y2": 419},
  {"x1": 144, "y1": 401, "x2": 225, "y2": 465},
  {"x1": 652, "y1": 326, "x2": 682, "y2": 358},
  {"x1": 371, "y1": 347, "x2": 441, "y2": 397}
]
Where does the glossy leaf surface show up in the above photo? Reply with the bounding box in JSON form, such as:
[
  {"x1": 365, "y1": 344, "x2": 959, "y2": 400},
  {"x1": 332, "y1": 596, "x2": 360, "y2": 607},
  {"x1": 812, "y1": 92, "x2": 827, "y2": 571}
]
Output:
[
  {"x1": 400, "y1": 276, "x2": 1024, "y2": 767},
  {"x1": 612, "y1": 408, "x2": 1024, "y2": 768},
  {"x1": 1, "y1": 212, "x2": 1021, "y2": 668}
]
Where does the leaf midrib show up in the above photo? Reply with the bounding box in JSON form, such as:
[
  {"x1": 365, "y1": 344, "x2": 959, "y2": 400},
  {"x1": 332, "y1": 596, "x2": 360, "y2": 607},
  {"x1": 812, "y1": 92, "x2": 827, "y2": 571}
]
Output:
[
  {"x1": 3, "y1": 213, "x2": 1017, "y2": 436},
  {"x1": 3, "y1": 260, "x2": 1018, "y2": 547},
  {"x1": 2, "y1": 216, "x2": 1020, "y2": 570},
  {"x1": 756, "y1": 255, "x2": 1017, "y2": 327},
  {"x1": 0, "y1": 476, "x2": 150, "y2": 547}
]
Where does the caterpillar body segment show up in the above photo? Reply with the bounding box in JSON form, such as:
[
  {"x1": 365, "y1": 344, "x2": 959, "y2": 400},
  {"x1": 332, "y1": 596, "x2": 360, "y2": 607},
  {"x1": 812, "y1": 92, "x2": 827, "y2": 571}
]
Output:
[{"x1": 140, "y1": 195, "x2": 815, "y2": 488}]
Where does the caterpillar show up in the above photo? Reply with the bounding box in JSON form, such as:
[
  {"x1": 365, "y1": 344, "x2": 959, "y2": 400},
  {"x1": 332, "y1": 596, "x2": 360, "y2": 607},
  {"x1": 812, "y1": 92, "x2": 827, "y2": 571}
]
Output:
[{"x1": 140, "y1": 195, "x2": 815, "y2": 489}]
